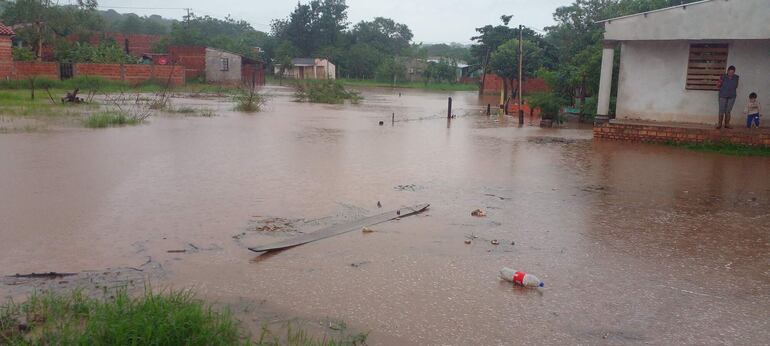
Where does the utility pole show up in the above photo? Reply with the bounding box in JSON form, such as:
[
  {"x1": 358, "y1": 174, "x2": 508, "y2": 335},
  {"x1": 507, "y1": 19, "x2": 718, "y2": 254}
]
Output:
[
  {"x1": 184, "y1": 8, "x2": 192, "y2": 25},
  {"x1": 517, "y1": 25, "x2": 524, "y2": 125}
]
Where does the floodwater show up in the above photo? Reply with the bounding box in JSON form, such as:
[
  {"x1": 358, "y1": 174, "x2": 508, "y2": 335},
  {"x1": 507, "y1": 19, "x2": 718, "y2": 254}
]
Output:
[{"x1": 1, "y1": 86, "x2": 769, "y2": 345}]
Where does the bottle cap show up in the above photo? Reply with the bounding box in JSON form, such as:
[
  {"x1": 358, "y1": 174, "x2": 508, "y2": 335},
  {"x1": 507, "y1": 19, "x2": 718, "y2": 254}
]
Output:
[{"x1": 539, "y1": 282, "x2": 544, "y2": 287}]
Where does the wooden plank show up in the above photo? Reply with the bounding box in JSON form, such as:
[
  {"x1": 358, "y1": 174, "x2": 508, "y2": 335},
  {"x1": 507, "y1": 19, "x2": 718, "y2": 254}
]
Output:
[
  {"x1": 248, "y1": 203, "x2": 430, "y2": 252},
  {"x1": 686, "y1": 85, "x2": 719, "y2": 90},
  {"x1": 689, "y1": 47, "x2": 729, "y2": 53},
  {"x1": 687, "y1": 69, "x2": 724, "y2": 75},
  {"x1": 687, "y1": 75, "x2": 720, "y2": 81},
  {"x1": 688, "y1": 62, "x2": 727, "y2": 68}
]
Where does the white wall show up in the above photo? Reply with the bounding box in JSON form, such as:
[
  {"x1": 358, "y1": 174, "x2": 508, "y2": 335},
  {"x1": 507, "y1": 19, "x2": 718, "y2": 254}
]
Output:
[
  {"x1": 205, "y1": 48, "x2": 242, "y2": 83},
  {"x1": 605, "y1": 0, "x2": 770, "y2": 41},
  {"x1": 616, "y1": 39, "x2": 770, "y2": 124}
]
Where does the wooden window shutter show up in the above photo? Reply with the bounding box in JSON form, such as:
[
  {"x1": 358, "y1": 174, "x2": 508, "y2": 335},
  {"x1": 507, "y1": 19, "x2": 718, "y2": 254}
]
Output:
[{"x1": 686, "y1": 43, "x2": 728, "y2": 91}]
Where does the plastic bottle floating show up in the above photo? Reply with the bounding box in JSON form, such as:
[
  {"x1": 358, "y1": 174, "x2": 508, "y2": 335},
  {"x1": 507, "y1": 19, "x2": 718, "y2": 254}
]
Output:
[{"x1": 500, "y1": 267, "x2": 544, "y2": 288}]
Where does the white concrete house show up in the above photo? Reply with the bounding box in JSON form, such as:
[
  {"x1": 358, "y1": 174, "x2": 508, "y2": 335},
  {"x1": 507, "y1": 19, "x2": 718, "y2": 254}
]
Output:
[
  {"x1": 275, "y1": 58, "x2": 336, "y2": 80},
  {"x1": 596, "y1": 0, "x2": 770, "y2": 125}
]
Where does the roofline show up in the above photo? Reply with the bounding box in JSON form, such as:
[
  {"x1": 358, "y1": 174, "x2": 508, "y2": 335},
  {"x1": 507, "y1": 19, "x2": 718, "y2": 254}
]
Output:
[{"x1": 596, "y1": 0, "x2": 715, "y2": 24}]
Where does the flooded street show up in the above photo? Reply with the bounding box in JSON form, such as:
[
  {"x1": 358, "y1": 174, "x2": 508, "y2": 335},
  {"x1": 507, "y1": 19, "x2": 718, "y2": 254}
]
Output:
[{"x1": 1, "y1": 86, "x2": 769, "y2": 345}]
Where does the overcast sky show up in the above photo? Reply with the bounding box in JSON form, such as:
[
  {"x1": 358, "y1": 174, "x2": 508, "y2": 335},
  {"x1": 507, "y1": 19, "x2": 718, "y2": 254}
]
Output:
[{"x1": 97, "y1": 0, "x2": 573, "y2": 44}]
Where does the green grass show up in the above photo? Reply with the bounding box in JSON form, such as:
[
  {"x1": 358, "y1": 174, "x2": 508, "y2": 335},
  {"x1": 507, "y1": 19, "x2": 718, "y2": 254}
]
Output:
[
  {"x1": 0, "y1": 289, "x2": 368, "y2": 346},
  {"x1": 84, "y1": 111, "x2": 141, "y2": 128},
  {"x1": 337, "y1": 78, "x2": 478, "y2": 91},
  {"x1": 0, "y1": 289, "x2": 245, "y2": 345},
  {"x1": 666, "y1": 140, "x2": 770, "y2": 156}
]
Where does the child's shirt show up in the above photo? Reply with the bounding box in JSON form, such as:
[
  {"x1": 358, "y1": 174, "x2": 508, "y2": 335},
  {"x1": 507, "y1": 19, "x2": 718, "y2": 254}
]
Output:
[{"x1": 744, "y1": 99, "x2": 762, "y2": 115}]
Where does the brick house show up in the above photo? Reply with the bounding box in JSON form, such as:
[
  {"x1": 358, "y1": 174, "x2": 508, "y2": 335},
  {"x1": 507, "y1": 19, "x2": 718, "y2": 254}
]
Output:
[
  {"x1": 0, "y1": 22, "x2": 14, "y2": 80},
  {"x1": 168, "y1": 46, "x2": 264, "y2": 85}
]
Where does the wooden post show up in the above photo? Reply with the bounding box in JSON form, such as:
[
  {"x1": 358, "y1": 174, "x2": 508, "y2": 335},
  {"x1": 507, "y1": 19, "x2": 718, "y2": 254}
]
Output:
[
  {"x1": 447, "y1": 97, "x2": 452, "y2": 119},
  {"x1": 392, "y1": 112, "x2": 395, "y2": 125},
  {"x1": 486, "y1": 104, "x2": 491, "y2": 116},
  {"x1": 518, "y1": 25, "x2": 524, "y2": 125}
]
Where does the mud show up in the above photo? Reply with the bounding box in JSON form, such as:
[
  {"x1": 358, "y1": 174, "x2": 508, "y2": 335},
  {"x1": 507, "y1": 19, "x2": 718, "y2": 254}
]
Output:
[{"x1": 1, "y1": 86, "x2": 769, "y2": 345}]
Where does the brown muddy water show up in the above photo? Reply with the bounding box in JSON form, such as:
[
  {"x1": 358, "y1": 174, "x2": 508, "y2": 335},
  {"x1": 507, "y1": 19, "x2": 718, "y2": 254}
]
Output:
[{"x1": 1, "y1": 86, "x2": 769, "y2": 345}]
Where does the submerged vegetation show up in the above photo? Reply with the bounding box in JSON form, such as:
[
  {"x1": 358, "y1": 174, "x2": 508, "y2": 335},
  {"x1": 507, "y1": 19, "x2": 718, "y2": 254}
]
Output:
[
  {"x1": 0, "y1": 289, "x2": 368, "y2": 346},
  {"x1": 84, "y1": 111, "x2": 141, "y2": 128},
  {"x1": 294, "y1": 80, "x2": 361, "y2": 104}
]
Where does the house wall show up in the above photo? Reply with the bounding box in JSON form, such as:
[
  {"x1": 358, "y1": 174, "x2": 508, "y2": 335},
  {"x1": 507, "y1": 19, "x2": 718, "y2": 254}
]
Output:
[
  {"x1": 0, "y1": 36, "x2": 12, "y2": 79},
  {"x1": 616, "y1": 39, "x2": 770, "y2": 124},
  {"x1": 604, "y1": 0, "x2": 770, "y2": 41},
  {"x1": 205, "y1": 48, "x2": 242, "y2": 83},
  {"x1": 241, "y1": 63, "x2": 265, "y2": 86},
  {"x1": 482, "y1": 73, "x2": 549, "y2": 95},
  {"x1": 168, "y1": 46, "x2": 206, "y2": 80}
]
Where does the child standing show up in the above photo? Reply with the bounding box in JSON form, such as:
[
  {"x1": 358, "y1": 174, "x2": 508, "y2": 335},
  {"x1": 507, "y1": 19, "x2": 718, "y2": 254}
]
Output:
[{"x1": 744, "y1": 92, "x2": 762, "y2": 128}]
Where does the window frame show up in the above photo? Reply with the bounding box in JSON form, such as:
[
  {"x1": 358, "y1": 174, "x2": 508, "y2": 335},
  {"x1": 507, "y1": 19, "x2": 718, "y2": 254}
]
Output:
[
  {"x1": 685, "y1": 43, "x2": 729, "y2": 91},
  {"x1": 220, "y1": 58, "x2": 230, "y2": 71}
]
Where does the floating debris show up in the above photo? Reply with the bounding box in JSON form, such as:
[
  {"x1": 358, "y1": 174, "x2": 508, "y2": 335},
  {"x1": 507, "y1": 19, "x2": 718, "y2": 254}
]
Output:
[{"x1": 471, "y1": 209, "x2": 487, "y2": 217}]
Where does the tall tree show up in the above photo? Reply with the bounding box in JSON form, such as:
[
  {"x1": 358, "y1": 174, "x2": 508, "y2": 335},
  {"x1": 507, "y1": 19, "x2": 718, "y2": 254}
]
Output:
[{"x1": 489, "y1": 39, "x2": 543, "y2": 110}]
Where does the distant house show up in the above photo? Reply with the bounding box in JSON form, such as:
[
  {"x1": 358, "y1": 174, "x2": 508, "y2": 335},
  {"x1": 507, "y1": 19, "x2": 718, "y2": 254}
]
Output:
[
  {"x1": 168, "y1": 46, "x2": 264, "y2": 85},
  {"x1": 276, "y1": 58, "x2": 336, "y2": 80},
  {"x1": 596, "y1": 0, "x2": 770, "y2": 124}
]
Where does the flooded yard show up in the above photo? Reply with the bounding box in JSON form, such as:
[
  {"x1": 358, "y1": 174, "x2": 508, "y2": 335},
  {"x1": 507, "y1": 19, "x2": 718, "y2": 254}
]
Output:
[{"x1": 1, "y1": 86, "x2": 769, "y2": 345}]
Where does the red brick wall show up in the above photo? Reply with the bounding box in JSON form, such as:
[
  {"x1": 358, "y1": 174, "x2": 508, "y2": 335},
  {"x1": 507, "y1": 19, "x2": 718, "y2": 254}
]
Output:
[
  {"x1": 152, "y1": 65, "x2": 185, "y2": 86},
  {"x1": 74, "y1": 63, "x2": 185, "y2": 86},
  {"x1": 75, "y1": 63, "x2": 123, "y2": 81},
  {"x1": 168, "y1": 46, "x2": 206, "y2": 80},
  {"x1": 0, "y1": 36, "x2": 12, "y2": 80},
  {"x1": 594, "y1": 122, "x2": 770, "y2": 147},
  {"x1": 13, "y1": 62, "x2": 59, "y2": 80},
  {"x1": 482, "y1": 73, "x2": 549, "y2": 95}
]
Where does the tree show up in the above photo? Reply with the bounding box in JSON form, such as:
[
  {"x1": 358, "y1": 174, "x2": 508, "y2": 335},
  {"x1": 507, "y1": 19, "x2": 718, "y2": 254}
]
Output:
[
  {"x1": 470, "y1": 16, "x2": 546, "y2": 95},
  {"x1": 424, "y1": 60, "x2": 456, "y2": 84},
  {"x1": 375, "y1": 58, "x2": 406, "y2": 85},
  {"x1": 274, "y1": 41, "x2": 298, "y2": 85},
  {"x1": 1, "y1": 0, "x2": 103, "y2": 60},
  {"x1": 344, "y1": 43, "x2": 382, "y2": 79},
  {"x1": 351, "y1": 17, "x2": 413, "y2": 56},
  {"x1": 489, "y1": 39, "x2": 543, "y2": 110}
]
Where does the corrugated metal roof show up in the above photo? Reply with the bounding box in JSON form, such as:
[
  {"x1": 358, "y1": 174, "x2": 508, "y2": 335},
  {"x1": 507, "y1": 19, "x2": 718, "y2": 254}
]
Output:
[
  {"x1": 0, "y1": 22, "x2": 16, "y2": 36},
  {"x1": 292, "y1": 58, "x2": 316, "y2": 66}
]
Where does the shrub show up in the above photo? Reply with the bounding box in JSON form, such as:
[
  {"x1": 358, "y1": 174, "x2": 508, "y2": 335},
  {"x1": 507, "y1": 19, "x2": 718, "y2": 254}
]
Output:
[
  {"x1": 529, "y1": 91, "x2": 566, "y2": 121},
  {"x1": 12, "y1": 47, "x2": 36, "y2": 61},
  {"x1": 84, "y1": 111, "x2": 141, "y2": 128},
  {"x1": 294, "y1": 80, "x2": 361, "y2": 104}
]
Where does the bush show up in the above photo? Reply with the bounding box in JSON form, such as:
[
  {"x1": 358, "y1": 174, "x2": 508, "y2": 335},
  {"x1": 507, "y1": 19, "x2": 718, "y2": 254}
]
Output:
[
  {"x1": 12, "y1": 47, "x2": 36, "y2": 61},
  {"x1": 529, "y1": 91, "x2": 566, "y2": 121},
  {"x1": 55, "y1": 41, "x2": 137, "y2": 64},
  {"x1": 84, "y1": 111, "x2": 141, "y2": 128},
  {"x1": 295, "y1": 80, "x2": 361, "y2": 104}
]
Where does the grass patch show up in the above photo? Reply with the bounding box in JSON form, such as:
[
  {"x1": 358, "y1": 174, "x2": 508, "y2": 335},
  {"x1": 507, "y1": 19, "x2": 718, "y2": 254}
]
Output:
[
  {"x1": 666, "y1": 140, "x2": 770, "y2": 156},
  {"x1": 0, "y1": 289, "x2": 245, "y2": 345},
  {"x1": 1, "y1": 289, "x2": 368, "y2": 346},
  {"x1": 84, "y1": 111, "x2": 141, "y2": 128},
  {"x1": 337, "y1": 78, "x2": 477, "y2": 91},
  {"x1": 294, "y1": 80, "x2": 361, "y2": 104}
]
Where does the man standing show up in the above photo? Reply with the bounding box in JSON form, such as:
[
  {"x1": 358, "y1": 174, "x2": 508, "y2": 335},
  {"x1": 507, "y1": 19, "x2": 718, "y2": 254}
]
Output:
[{"x1": 716, "y1": 66, "x2": 739, "y2": 129}]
